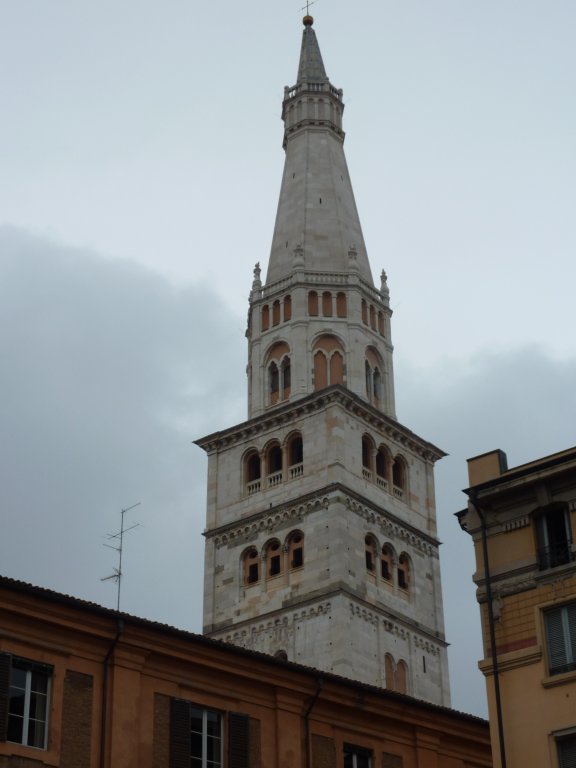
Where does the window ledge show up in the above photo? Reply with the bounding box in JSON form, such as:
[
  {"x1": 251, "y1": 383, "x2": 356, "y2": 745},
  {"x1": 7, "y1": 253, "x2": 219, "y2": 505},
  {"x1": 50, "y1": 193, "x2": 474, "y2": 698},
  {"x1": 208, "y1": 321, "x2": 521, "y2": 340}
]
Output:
[{"x1": 542, "y1": 669, "x2": 576, "y2": 689}]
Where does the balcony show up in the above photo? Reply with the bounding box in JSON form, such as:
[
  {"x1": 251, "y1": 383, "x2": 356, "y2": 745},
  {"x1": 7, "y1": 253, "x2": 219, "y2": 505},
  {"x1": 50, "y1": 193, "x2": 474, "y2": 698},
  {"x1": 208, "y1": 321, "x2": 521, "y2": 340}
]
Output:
[{"x1": 537, "y1": 541, "x2": 575, "y2": 570}]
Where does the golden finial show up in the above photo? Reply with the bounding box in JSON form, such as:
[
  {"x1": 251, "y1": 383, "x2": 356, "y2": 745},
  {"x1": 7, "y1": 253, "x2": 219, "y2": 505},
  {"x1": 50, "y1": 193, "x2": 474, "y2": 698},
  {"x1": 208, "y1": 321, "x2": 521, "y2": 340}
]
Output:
[{"x1": 301, "y1": 0, "x2": 317, "y2": 25}]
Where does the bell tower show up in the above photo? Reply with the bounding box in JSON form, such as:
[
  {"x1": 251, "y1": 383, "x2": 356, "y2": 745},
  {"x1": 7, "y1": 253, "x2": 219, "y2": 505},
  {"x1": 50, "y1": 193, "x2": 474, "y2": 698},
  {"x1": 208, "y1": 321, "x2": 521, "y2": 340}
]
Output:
[{"x1": 196, "y1": 16, "x2": 451, "y2": 706}]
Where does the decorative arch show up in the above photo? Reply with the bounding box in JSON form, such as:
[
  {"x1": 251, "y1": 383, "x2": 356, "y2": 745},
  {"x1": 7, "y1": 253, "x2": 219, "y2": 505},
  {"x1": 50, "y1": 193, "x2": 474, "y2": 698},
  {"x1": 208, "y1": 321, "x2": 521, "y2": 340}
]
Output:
[
  {"x1": 265, "y1": 538, "x2": 282, "y2": 577},
  {"x1": 392, "y1": 455, "x2": 408, "y2": 499},
  {"x1": 266, "y1": 341, "x2": 291, "y2": 405},
  {"x1": 286, "y1": 530, "x2": 304, "y2": 569},
  {"x1": 242, "y1": 547, "x2": 260, "y2": 586},
  {"x1": 361, "y1": 434, "x2": 375, "y2": 480},
  {"x1": 381, "y1": 543, "x2": 396, "y2": 582},
  {"x1": 265, "y1": 441, "x2": 283, "y2": 486},
  {"x1": 312, "y1": 334, "x2": 345, "y2": 391},
  {"x1": 365, "y1": 534, "x2": 378, "y2": 573},
  {"x1": 244, "y1": 449, "x2": 261, "y2": 496},
  {"x1": 286, "y1": 432, "x2": 304, "y2": 478}
]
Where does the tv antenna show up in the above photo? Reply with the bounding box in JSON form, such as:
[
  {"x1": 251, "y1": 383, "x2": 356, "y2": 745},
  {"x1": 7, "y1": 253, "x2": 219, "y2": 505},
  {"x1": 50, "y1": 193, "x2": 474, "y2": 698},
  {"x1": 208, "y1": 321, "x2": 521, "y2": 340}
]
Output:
[{"x1": 101, "y1": 502, "x2": 141, "y2": 612}]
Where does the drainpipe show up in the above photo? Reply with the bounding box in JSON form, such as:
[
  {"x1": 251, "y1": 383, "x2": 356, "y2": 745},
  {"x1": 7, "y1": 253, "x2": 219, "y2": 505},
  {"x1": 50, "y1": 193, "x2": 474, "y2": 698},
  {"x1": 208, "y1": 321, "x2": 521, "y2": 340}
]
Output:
[
  {"x1": 304, "y1": 677, "x2": 323, "y2": 768},
  {"x1": 99, "y1": 618, "x2": 124, "y2": 768},
  {"x1": 471, "y1": 498, "x2": 507, "y2": 768}
]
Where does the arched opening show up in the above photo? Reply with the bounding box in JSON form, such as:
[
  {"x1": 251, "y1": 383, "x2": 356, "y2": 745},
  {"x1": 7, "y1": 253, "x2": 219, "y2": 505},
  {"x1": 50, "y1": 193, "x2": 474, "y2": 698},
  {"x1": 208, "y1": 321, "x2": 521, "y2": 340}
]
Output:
[
  {"x1": 373, "y1": 367, "x2": 381, "y2": 404},
  {"x1": 336, "y1": 292, "x2": 347, "y2": 317},
  {"x1": 365, "y1": 535, "x2": 377, "y2": 573},
  {"x1": 361, "y1": 299, "x2": 368, "y2": 325},
  {"x1": 313, "y1": 334, "x2": 345, "y2": 391},
  {"x1": 313, "y1": 350, "x2": 328, "y2": 390},
  {"x1": 398, "y1": 553, "x2": 410, "y2": 591},
  {"x1": 396, "y1": 660, "x2": 408, "y2": 694},
  {"x1": 283, "y1": 295, "x2": 292, "y2": 322},
  {"x1": 266, "y1": 540, "x2": 282, "y2": 577},
  {"x1": 308, "y1": 291, "x2": 318, "y2": 316},
  {"x1": 375, "y1": 446, "x2": 389, "y2": 490},
  {"x1": 287, "y1": 433, "x2": 303, "y2": 478},
  {"x1": 385, "y1": 653, "x2": 395, "y2": 689},
  {"x1": 378, "y1": 310, "x2": 385, "y2": 336},
  {"x1": 243, "y1": 548, "x2": 260, "y2": 585},
  {"x1": 369, "y1": 304, "x2": 376, "y2": 330},
  {"x1": 381, "y1": 544, "x2": 394, "y2": 581},
  {"x1": 281, "y1": 356, "x2": 291, "y2": 400},
  {"x1": 392, "y1": 456, "x2": 407, "y2": 498},
  {"x1": 329, "y1": 350, "x2": 344, "y2": 385},
  {"x1": 362, "y1": 436, "x2": 374, "y2": 480},
  {"x1": 269, "y1": 362, "x2": 279, "y2": 405},
  {"x1": 245, "y1": 451, "x2": 261, "y2": 495},
  {"x1": 288, "y1": 531, "x2": 304, "y2": 569},
  {"x1": 266, "y1": 443, "x2": 283, "y2": 486},
  {"x1": 272, "y1": 300, "x2": 281, "y2": 326},
  {"x1": 261, "y1": 305, "x2": 269, "y2": 332},
  {"x1": 322, "y1": 291, "x2": 332, "y2": 316}
]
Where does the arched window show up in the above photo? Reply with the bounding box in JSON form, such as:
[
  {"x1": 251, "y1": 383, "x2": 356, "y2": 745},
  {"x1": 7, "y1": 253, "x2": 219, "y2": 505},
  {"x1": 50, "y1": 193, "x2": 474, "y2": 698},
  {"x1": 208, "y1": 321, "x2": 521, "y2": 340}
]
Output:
[
  {"x1": 269, "y1": 362, "x2": 279, "y2": 405},
  {"x1": 365, "y1": 360, "x2": 372, "y2": 398},
  {"x1": 308, "y1": 291, "x2": 319, "y2": 316},
  {"x1": 287, "y1": 531, "x2": 304, "y2": 569},
  {"x1": 398, "y1": 553, "x2": 410, "y2": 591},
  {"x1": 266, "y1": 443, "x2": 283, "y2": 486},
  {"x1": 362, "y1": 435, "x2": 374, "y2": 480},
  {"x1": 385, "y1": 653, "x2": 395, "y2": 689},
  {"x1": 261, "y1": 305, "x2": 269, "y2": 332},
  {"x1": 392, "y1": 456, "x2": 407, "y2": 499},
  {"x1": 266, "y1": 342, "x2": 291, "y2": 406},
  {"x1": 322, "y1": 291, "x2": 332, "y2": 316},
  {"x1": 245, "y1": 451, "x2": 261, "y2": 495},
  {"x1": 243, "y1": 548, "x2": 259, "y2": 585},
  {"x1": 373, "y1": 367, "x2": 381, "y2": 404},
  {"x1": 378, "y1": 310, "x2": 385, "y2": 336},
  {"x1": 369, "y1": 304, "x2": 376, "y2": 330},
  {"x1": 396, "y1": 660, "x2": 408, "y2": 694},
  {"x1": 381, "y1": 544, "x2": 394, "y2": 581},
  {"x1": 361, "y1": 299, "x2": 368, "y2": 325},
  {"x1": 266, "y1": 540, "x2": 282, "y2": 577},
  {"x1": 287, "y1": 433, "x2": 303, "y2": 478},
  {"x1": 365, "y1": 535, "x2": 377, "y2": 573},
  {"x1": 313, "y1": 335, "x2": 345, "y2": 391},
  {"x1": 272, "y1": 300, "x2": 281, "y2": 326},
  {"x1": 336, "y1": 292, "x2": 347, "y2": 317},
  {"x1": 283, "y1": 295, "x2": 292, "y2": 322},
  {"x1": 375, "y1": 446, "x2": 389, "y2": 490}
]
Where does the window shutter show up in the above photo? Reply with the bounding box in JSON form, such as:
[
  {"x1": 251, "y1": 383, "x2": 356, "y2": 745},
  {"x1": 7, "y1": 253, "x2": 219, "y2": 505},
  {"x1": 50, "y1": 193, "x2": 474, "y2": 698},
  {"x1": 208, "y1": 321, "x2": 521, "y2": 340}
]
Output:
[
  {"x1": 228, "y1": 712, "x2": 250, "y2": 768},
  {"x1": 0, "y1": 653, "x2": 10, "y2": 742},
  {"x1": 558, "y1": 737, "x2": 576, "y2": 768},
  {"x1": 567, "y1": 604, "x2": 576, "y2": 666},
  {"x1": 546, "y1": 609, "x2": 567, "y2": 672},
  {"x1": 169, "y1": 698, "x2": 190, "y2": 768}
]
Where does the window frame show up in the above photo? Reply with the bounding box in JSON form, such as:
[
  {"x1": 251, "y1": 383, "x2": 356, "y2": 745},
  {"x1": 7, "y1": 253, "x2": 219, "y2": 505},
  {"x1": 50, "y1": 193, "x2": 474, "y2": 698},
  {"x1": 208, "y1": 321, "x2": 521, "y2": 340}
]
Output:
[
  {"x1": 0, "y1": 654, "x2": 52, "y2": 751},
  {"x1": 344, "y1": 743, "x2": 373, "y2": 768},
  {"x1": 545, "y1": 603, "x2": 576, "y2": 676}
]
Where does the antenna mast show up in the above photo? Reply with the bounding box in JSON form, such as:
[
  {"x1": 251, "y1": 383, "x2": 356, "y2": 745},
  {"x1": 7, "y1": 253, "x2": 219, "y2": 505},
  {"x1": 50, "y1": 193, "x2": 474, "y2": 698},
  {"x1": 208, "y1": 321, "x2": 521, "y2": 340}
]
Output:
[{"x1": 101, "y1": 502, "x2": 141, "y2": 612}]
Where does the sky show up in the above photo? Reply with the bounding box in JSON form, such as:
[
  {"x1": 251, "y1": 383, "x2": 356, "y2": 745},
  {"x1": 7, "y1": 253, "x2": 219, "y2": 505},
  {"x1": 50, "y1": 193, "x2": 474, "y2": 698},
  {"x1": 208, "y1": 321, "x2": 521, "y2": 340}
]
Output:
[{"x1": 1, "y1": 0, "x2": 575, "y2": 718}]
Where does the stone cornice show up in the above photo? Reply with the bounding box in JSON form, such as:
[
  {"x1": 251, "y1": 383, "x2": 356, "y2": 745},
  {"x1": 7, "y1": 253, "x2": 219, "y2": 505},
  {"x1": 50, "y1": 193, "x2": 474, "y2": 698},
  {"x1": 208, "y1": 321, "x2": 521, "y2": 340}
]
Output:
[
  {"x1": 195, "y1": 385, "x2": 445, "y2": 463},
  {"x1": 206, "y1": 483, "x2": 440, "y2": 554}
]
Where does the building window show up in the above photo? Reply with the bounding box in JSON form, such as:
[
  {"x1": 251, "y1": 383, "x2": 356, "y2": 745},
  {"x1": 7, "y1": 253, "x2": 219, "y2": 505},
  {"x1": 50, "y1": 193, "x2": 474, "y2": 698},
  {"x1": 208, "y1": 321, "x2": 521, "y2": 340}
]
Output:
[
  {"x1": 336, "y1": 292, "x2": 347, "y2": 317},
  {"x1": 243, "y1": 548, "x2": 260, "y2": 585},
  {"x1": 536, "y1": 504, "x2": 573, "y2": 570},
  {"x1": 381, "y1": 544, "x2": 394, "y2": 581},
  {"x1": 308, "y1": 290, "x2": 318, "y2": 316},
  {"x1": 365, "y1": 535, "x2": 377, "y2": 573},
  {"x1": 344, "y1": 744, "x2": 372, "y2": 768},
  {"x1": 283, "y1": 295, "x2": 292, "y2": 321},
  {"x1": 557, "y1": 734, "x2": 576, "y2": 768},
  {"x1": 244, "y1": 450, "x2": 261, "y2": 496},
  {"x1": 0, "y1": 655, "x2": 51, "y2": 749},
  {"x1": 261, "y1": 305, "x2": 269, "y2": 331},
  {"x1": 287, "y1": 433, "x2": 304, "y2": 479},
  {"x1": 545, "y1": 603, "x2": 576, "y2": 676},
  {"x1": 322, "y1": 291, "x2": 333, "y2": 316},
  {"x1": 266, "y1": 540, "x2": 282, "y2": 577},
  {"x1": 398, "y1": 553, "x2": 410, "y2": 592},
  {"x1": 288, "y1": 531, "x2": 304, "y2": 569},
  {"x1": 170, "y1": 700, "x2": 250, "y2": 768},
  {"x1": 272, "y1": 300, "x2": 281, "y2": 326}
]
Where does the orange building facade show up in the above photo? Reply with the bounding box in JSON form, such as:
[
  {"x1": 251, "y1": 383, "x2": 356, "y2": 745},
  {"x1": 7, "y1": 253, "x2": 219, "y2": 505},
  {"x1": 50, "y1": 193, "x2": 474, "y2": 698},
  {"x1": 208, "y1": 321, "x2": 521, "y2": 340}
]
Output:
[
  {"x1": 458, "y1": 447, "x2": 576, "y2": 768},
  {"x1": 0, "y1": 576, "x2": 491, "y2": 768}
]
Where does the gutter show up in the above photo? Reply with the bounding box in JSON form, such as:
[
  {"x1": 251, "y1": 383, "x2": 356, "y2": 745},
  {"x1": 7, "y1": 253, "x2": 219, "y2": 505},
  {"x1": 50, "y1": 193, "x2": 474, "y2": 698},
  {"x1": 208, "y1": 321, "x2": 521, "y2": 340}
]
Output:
[{"x1": 99, "y1": 618, "x2": 124, "y2": 768}]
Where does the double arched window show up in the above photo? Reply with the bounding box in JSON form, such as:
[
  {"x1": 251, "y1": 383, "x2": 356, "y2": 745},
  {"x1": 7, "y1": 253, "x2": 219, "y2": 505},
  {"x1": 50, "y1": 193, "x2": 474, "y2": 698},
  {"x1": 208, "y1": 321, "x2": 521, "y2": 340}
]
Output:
[
  {"x1": 313, "y1": 334, "x2": 345, "y2": 391},
  {"x1": 266, "y1": 342, "x2": 291, "y2": 406},
  {"x1": 242, "y1": 530, "x2": 305, "y2": 587},
  {"x1": 385, "y1": 653, "x2": 408, "y2": 694}
]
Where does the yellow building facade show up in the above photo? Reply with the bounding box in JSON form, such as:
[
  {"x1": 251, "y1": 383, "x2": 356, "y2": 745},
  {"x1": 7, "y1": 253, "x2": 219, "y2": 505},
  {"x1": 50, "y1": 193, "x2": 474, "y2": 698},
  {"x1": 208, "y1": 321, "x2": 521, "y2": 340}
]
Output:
[{"x1": 458, "y1": 447, "x2": 576, "y2": 768}]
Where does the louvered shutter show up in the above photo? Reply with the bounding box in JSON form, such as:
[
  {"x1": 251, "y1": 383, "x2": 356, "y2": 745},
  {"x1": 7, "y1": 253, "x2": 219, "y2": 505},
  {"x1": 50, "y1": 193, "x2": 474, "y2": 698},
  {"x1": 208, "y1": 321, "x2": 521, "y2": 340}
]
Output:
[
  {"x1": 567, "y1": 604, "x2": 576, "y2": 667},
  {"x1": 558, "y1": 737, "x2": 576, "y2": 768},
  {"x1": 546, "y1": 609, "x2": 567, "y2": 673},
  {"x1": 170, "y1": 698, "x2": 190, "y2": 768},
  {"x1": 228, "y1": 712, "x2": 250, "y2": 768},
  {"x1": 0, "y1": 653, "x2": 10, "y2": 742}
]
